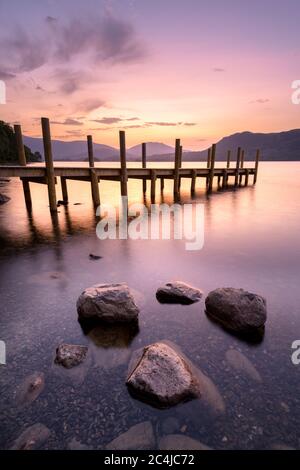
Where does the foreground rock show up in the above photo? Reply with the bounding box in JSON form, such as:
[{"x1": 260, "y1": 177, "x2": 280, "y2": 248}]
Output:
[
  {"x1": 106, "y1": 421, "x2": 155, "y2": 450},
  {"x1": 10, "y1": 423, "x2": 50, "y2": 450},
  {"x1": 126, "y1": 341, "x2": 225, "y2": 413},
  {"x1": 55, "y1": 343, "x2": 88, "y2": 368},
  {"x1": 0, "y1": 193, "x2": 10, "y2": 204},
  {"x1": 225, "y1": 349, "x2": 262, "y2": 383},
  {"x1": 159, "y1": 434, "x2": 211, "y2": 450},
  {"x1": 15, "y1": 372, "x2": 45, "y2": 408},
  {"x1": 205, "y1": 288, "x2": 267, "y2": 336},
  {"x1": 156, "y1": 281, "x2": 203, "y2": 304},
  {"x1": 77, "y1": 283, "x2": 139, "y2": 323}
]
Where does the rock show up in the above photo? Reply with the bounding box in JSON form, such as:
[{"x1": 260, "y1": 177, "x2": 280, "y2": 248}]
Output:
[
  {"x1": 159, "y1": 434, "x2": 211, "y2": 450},
  {"x1": 10, "y1": 423, "x2": 50, "y2": 450},
  {"x1": 156, "y1": 281, "x2": 203, "y2": 304},
  {"x1": 55, "y1": 343, "x2": 88, "y2": 368},
  {"x1": 89, "y1": 253, "x2": 102, "y2": 260},
  {"x1": 77, "y1": 283, "x2": 139, "y2": 323},
  {"x1": 269, "y1": 444, "x2": 296, "y2": 450},
  {"x1": 106, "y1": 421, "x2": 155, "y2": 450},
  {"x1": 68, "y1": 437, "x2": 91, "y2": 450},
  {"x1": 225, "y1": 349, "x2": 262, "y2": 382},
  {"x1": 0, "y1": 193, "x2": 10, "y2": 204},
  {"x1": 205, "y1": 288, "x2": 267, "y2": 336},
  {"x1": 15, "y1": 372, "x2": 45, "y2": 408}
]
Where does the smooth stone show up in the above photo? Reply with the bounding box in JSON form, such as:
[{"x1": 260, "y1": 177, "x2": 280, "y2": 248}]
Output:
[
  {"x1": 15, "y1": 372, "x2": 45, "y2": 408},
  {"x1": 156, "y1": 281, "x2": 203, "y2": 304},
  {"x1": 106, "y1": 421, "x2": 155, "y2": 450},
  {"x1": 10, "y1": 423, "x2": 50, "y2": 450},
  {"x1": 159, "y1": 434, "x2": 211, "y2": 450},
  {"x1": 55, "y1": 343, "x2": 88, "y2": 369},
  {"x1": 0, "y1": 193, "x2": 10, "y2": 204},
  {"x1": 225, "y1": 349, "x2": 262, "y2": 382},
  {"x1": 126, "y1": 340, "x2": 225, "y2": 413},
  {"x1": 77, "y1": 283, "x2": 139, "y2": 323},
  {"x1": 205, "y1": 288, "x2": 267, "y2": 335}
]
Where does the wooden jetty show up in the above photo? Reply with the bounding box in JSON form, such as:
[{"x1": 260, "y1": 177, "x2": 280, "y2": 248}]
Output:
[{"x1": 0, "y1": 117, "x2": 260, "y2": 212}]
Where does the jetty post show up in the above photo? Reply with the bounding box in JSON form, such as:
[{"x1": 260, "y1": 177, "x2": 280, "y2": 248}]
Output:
[
  {"x1": 41, "y1": 118, "x2": 57, "y2": 212},
  {"x1": 151, "y1": 169, "x2": 157, "y2": 202},
  {"x1": 226, "y1": 150, "x2": 231, "y2": 168},
  {"x1": 14, "y1": 124, "x2": 32, "y2": 211},
  {"x1": 142, "y1": 142, "x2": 147, "y2": 193},
  {"x1": 206, "y1": 147, "x2": 212, "y2": 187},
  {"x1": 173, "y1": 138, "x2": 181, "y2": 195},
  {"x1": 254, "y1": 149, "x2": 260, "y2": 184},
  {"x1": 239, "y1": 149, "x2": 245, "y2": 185},
  {"x1": 119, "y1": 131, "x2": 128, "y2": 197},
  {"x1": 87, "y1": 135, "x2": 100, "y2": 206},
  {"x1": 191, "y1": 169, "x2": 197, "y2": 193},
  {"x1": 178, "y1": 145, "x2": 183, "y2": 188},
  {"x1": 234, "y1": 147, "x2": 241, "y2": 186},
  {"x1": 208, "y1": 144, "x2": 216, "y2": 192}
]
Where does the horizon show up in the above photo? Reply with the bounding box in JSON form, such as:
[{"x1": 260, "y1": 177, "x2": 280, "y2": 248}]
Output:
[{"x1": 1, "y1": 0, "x2": 300, "y2": 149}]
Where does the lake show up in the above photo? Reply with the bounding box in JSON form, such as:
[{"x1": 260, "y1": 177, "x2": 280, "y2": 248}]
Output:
[{"x1": 0, "y1": 161, "x2": 300, "y2": 450}]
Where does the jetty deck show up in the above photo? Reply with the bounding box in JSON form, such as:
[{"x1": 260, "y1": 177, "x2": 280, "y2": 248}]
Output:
[{"x1": 0, "y1": 118, "x2": 260, "y2": 212}]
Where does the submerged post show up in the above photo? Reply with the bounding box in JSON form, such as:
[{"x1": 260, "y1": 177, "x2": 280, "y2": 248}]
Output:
[
  {"x1": 87, "y1": 135, "x2": 100, "y2": 206},
  {"x1": 119, "y1": 131, "x2": 128, "y2": 197},
  {"x1": 142, "y1": 142, "x2": 147, "y2": 193},
  {"x1": 60, "y1": 177, "x2": 68, "y2": 203},
  {"x1": 14, "y1": 124, "x2": 32, "y2": 210},
  {"x1": 234, "y1": 147, "x2": 241, "y2": 186},
  {"x1": 173, "y1": 139, "x2": 181, "y2": 195},
  {"x1": 254, "y1": 149, "x2": 260, "y2": 184},
  {"x1": 41, "y1": 118, "x2": 57, "y2": 212},
  {"x1": 208, "y1": 144, "x2": 216, "y2": 192}
]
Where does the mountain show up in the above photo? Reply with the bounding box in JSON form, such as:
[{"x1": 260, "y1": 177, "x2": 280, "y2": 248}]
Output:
[
  {"x1": 0, "y1": 121, "x2": 41, "y2": 163},
  {"x1": 22, "y1": 129, "x2": 300, "y2": 162},
  {"x1": 129, "y1": 142, "x2": 174, "y2": 156}
]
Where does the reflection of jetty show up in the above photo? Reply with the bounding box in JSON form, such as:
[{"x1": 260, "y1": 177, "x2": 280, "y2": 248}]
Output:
[{"x1": 0, "y1": 118, "x2": 260, "y2": 212}]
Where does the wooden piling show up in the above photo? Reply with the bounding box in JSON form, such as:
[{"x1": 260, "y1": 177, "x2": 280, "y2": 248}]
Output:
[
  {"x1": 207, "y1": 148, "x2": 211, "y2": 168},
  {"x1": 222, "y1": 169, "x2": 228, "y2": 189},
  {"x1": 254, "y1": 149, "x2": 260, "y2": 184},
  {"x1": 234, "y1": 147, "x2": 241, "y2": 186},
  {"x1": 239, "y1": 150, "x2": 245, "y2": 185},
  {"x1": 14, "y1": 124, "x2": 32, "y2": 210},
  {"x1": 173, "y1": 139, "x2": 181, "y2": 195},
  {"x1": 151, "y1": 169, "x2": 157, "y2": 201},
  {"x1": 119, "y1": 131, "x2": 128, "y2": 197},
  {"x1": 87, "y1": 135, "x2": 100, "y2": 206},
  {"x1": 245, "y1": 168, "x2": 249, "y2": 186},
  {"x1": 142, "y1": 142, "x2": 147, "y2": 193},
  {"x1": 61, "y1": 177, "x2": 68, "y2": 203},
  {"x1": 226, "y1": 150, "x2": 231, "y2": 168},
  {"x1": 191, "y1": 169, "x2": 197, "y2": 193},
  {"x1": 160, "y1": 178, "x2": 164, "y2": 192},
  {"x1": 41, "y1": 118, "x2": 57, "y2": 212},
  {"x1": 178, "y1": 145, "x2": 183, "y2": 188},
  {"x1": 208, "y1": 144, "x2": 216, "y2": 192}
]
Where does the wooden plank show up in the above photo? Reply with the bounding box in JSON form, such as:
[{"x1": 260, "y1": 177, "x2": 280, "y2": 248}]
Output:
[
  {"x1": 119, "y1": 131, "x2": 128, "y2": 196},
  {"x1": 41, "y1": 117, "x2": 57, "y2": 212}
]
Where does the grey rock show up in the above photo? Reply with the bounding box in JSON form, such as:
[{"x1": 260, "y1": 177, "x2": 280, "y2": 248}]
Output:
[
  {"x1": 225, "y1": 349, "x2": 262, "y2": 382},
  {"x1": 0, "y1": 193, "x2": 10, "y2": 204},
  {"x1": 10, "y1": 423, "x2": 50, "y2": 450},
  {"x1": 159, "y1": 434, "x2": 211, "y2": 450},
  {"x1": 77, "y1": 283, "x2": 139, "y2": 323},
  {"x1": 106, "y1": 421, "x2": 155, "y2": 450},
  {"x1": 15, "y1": 372, "x2": 45, "y2": 408},
  {"x1": 156, "y1": 281, "x2": 203, "y2": 304},
  {"x1": 205, "y1": 288, "x2": 267, "y2": 335},
  {"x1": 55, "y1": 343, "x2": 88, "y2": 369}
]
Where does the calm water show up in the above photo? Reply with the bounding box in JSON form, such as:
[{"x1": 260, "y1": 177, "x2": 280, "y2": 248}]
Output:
[{"x1": 1, "y1": 162, "x2": 300, "y2": 450}]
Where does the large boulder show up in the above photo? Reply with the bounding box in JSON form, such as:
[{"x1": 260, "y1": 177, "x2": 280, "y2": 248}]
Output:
[
  {"x1": 126, "y1": 341, "x2": 224, "y2": 413},
  {"x1": 205, "y1": 288, "x2": 267, "y2": 336},
  {"x1": 106, "y1": 421, "x2": 155, "y2": 450},
  {"x1": 55, "y1": 343, "x2": 88, "y2": 369},
  {"x1": 156, "y1": 281, "x2": 203, "y2": 304},
  {"x1": 77, "y1": 283, "x2": 139, "y2": 323}
]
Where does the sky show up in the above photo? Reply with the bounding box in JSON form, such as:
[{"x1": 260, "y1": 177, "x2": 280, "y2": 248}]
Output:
[{"x1": 0, "y1": 0, "x2": 300, "y2": 150}]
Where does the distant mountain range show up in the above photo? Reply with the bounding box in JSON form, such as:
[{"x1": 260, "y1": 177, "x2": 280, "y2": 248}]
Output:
[{"x1": 24, "y1": 129, "x2": 300, "y2": 162}]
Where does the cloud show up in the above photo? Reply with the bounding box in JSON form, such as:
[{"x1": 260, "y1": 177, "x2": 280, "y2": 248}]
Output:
[
  {"x1": 46, "y1": 16, "x2": 57, "y2": 24},
  {"x1": 249, "y1": 98, "x2": 270, "y2": 104},
  {"x1": 0, "y1": 70, "x2": 16, "y2": 80},
  {"x1": 146, "y1": 121, "x2": 178, "y2": 126},
  {"x1": 76, "y1": 99, "x2": 105, "y2": 113},
  {"x1": 184, "y1": 122, "x2": 197, "y2": 126},
  {"x1": 0, "y1": 30, "x2": 47, "y2": 73},
  {"x1": 52, "y1": 118, "x2": 83, "y2": 126},
  {"x1": 91, "y1": 116, "x2": 140, "y2": 124},
  {"x1": 213, "y1": 67, "x2": 225, "y2": 72}
]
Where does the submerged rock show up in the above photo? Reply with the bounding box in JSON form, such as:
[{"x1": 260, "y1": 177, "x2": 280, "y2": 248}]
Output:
[
  {"x1": 89, "y1": 253, "x2": 102, "y2": 260},
  {"x1": 225, "y1": 349, "x2": 262, "y2": 383},
  {"x1": 77, "y1": 283, "x2": 139, "y2": 323},
  {"x1": 55, "y1": 343, "x2": 88, "y2": 369},
  {"x1": 159, "y1": 434, "x2": 211, "y2": 450},
  {"x1": 126, "y1": 340, "x2": 225, "y2": 413},
  {"x1": 0, "y1": 193, "x2": 10, "y2": 204},
  {"x1": 106, "y1": 421, "x2": 155, "y2": 450},
  {"x1": 156, "y1": 281, "x2": 203, "y2": 304},
  {"x1": 205, "y1": 288, "x2": 267, "y2": 336},
  {"x1": 15, "y1": 372, "x2": 45, "y2": 408},
  {"x1": 10, "y1": 423, "x2": 50, "y2": 450}
]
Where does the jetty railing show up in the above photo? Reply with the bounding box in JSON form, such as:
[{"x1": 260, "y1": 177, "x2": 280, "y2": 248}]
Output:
[{"x1": 0, "y1": 117, "x2": 260, "y2": 213}]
